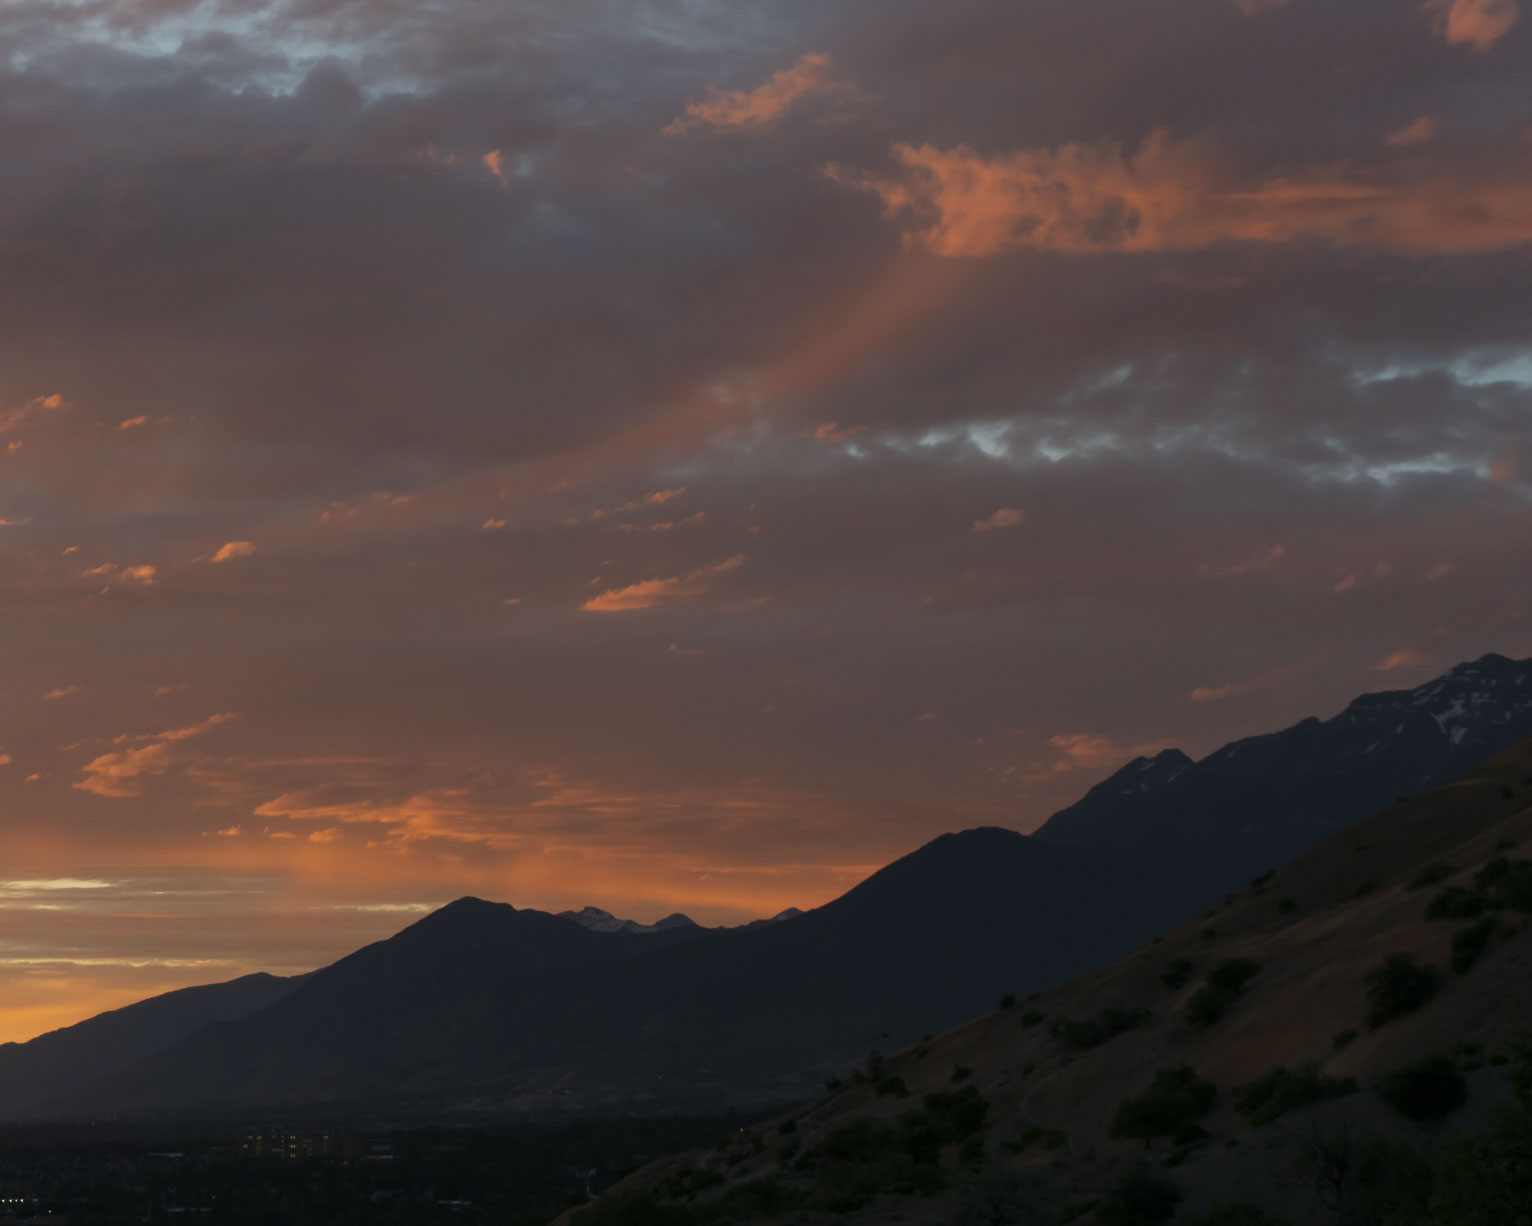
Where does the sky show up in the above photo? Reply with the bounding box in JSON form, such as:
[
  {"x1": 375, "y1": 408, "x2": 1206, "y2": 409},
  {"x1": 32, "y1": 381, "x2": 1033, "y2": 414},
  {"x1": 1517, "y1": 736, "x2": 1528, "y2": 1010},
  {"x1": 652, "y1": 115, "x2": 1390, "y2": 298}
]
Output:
[{"x1": 0, "y1": 0, "x2": 1530, "y2": 1044}]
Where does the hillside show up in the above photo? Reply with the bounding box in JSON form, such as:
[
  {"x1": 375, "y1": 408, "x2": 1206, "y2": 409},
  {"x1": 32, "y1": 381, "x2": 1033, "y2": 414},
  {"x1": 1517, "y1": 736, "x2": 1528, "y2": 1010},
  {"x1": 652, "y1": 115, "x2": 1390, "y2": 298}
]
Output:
[
  {"x1": 0, "y1": 972, "x2": 304, "y2": 1115},
  {"x1": 582, "y1": 734, "x2": 1532, "y2": 1225}
]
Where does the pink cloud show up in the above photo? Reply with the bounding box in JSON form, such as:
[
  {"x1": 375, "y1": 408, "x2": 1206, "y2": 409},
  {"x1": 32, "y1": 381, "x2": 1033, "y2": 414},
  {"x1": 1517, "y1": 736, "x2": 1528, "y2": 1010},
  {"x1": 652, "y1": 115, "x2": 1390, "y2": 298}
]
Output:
[
  {"x1": 1426, "y1": 0, "x2": 1521, "y2": 51},
  {"x1": 1387, "y1": 116, "x2": 1438, "y2": 147},
  {"x1": 835, "y1": 130, "x2": 1532, "y2": 256},
  {"x1": 583, "y1": 555, "x2": 745, "y2": 612},
  {"x1": 74, "y1": 713, "x2": 238, "y2": 799},
  {"x1": 972, "y1": 507, "x2": 1026, "y2": 532},
  {"x1": 208, "y1": 541, "x2": 256, "y2": 564},
  {"x1": 666, "y1": 53, "x2": 843, "y2": 134}
]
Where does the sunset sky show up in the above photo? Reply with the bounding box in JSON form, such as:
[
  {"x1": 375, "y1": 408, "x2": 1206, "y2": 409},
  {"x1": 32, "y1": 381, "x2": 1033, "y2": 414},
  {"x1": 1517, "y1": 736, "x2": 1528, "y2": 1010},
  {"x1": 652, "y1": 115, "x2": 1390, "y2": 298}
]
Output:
[{"x1": 1, "y1": 0, "x2": 1530, "y2": 1043}]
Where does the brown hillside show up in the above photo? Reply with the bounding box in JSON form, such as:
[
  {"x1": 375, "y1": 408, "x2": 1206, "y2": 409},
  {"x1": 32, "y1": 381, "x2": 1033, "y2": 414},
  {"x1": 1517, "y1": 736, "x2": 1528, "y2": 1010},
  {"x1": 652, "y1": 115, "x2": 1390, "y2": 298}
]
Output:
[{"x1": 572, "y1": 734, "x2": 1532, "y2": 1226}]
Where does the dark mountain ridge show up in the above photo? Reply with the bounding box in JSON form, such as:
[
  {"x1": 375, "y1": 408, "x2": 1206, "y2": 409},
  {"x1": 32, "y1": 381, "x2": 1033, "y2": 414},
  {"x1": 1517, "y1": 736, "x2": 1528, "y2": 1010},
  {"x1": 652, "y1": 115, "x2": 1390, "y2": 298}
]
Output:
[
  {"x1": 1036, "y1": 652, "x2": 1532, "y2": 883},
  {"x1": 9, "y1": 653, "x2": 1531, "y2": 1123}
]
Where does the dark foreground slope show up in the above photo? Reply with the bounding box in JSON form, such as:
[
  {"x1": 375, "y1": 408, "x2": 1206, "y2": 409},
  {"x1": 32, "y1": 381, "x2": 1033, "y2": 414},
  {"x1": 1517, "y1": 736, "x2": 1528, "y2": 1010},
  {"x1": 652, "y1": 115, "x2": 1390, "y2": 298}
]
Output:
[
  {"x1": 43, "y1": 835, "x2": 1208, "y2": 1120},
  {"x1": 1036, "y1": 652, "x2": 1532, "y2": 883},
  {"x1": 0, "y1": 972, "x2": 304, "y2": 1114},
  {"x1": 588, "y1": 734, "x2": 1532, "y2": 1226}
]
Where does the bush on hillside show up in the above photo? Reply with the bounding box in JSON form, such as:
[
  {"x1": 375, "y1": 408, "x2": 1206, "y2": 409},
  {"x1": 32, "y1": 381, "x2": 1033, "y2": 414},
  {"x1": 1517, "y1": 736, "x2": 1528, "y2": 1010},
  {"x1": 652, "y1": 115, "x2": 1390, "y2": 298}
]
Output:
[
  {"x1": 1048, "y1": 1008, "x2": 1149, "y2": 1049},
  {"x1": 1333, "y1": 1028, "x2": 1359, "y2": 1052},
  {"x1": 1207, "y1": 958, "x2": 1262, "y2": 992},
  {"x1": 1185, "y1": 959, "x2": 1262, "y2": 1028},
  {"x1": 1365, "y1": 954, "x2": 1440, "y2": 1030},
  {"x1": 1111, "y1": 1066, "x2": 1218, "y2": 1147},
  {"x1": 1382, "y1": 1054, "x2": 1468, "y2": 1121},
  {"x1": 1232, "y1": 1063, "x2": 1359, "y2": 1126},
  {"x1": 1093, "y1": 1169, "x2": 1182, "y2": 1226},
  {"x1": 1451, "y1": 916, "x2": 1499, "y2": 975},
  {"x1": 1424, "y1": 887, "x2": 1488, "y2": 921},
  {"x1": 1491, "y1": 860, "x2": 1532, "y2": 911},
  {"x1": 1159, "y1": 958, "x2": 1192, "y2": 990}
]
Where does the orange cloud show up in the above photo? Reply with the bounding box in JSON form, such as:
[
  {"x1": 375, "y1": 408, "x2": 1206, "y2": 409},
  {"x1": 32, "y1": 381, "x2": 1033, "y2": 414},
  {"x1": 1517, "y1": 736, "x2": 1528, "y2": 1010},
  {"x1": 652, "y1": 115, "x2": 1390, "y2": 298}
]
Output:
[
  {"x1": 1426, "y1": 0, "x2": 1521, "y2": 51},
  {"x1": 482, "y1": 149, "x2": 507, "y2": 186},
  {"x1": 1043, "y1": 732, "x2": 1175, "y2": 774},
  {"x1": 836, "y1": 130, "x2": 1532, "y2": 256},
  {"x1": 1377, "y1": 649, "x2": 1428, "y2": 672},
  {"x1": 82, "y1": 562, "x2": 158, "y2": 590},
  {"x1": 117, "y1": 415, "x2": 148, "y2": 431},
  {"x1": 666, "y1": 53, "x2": 842, "y2": 134},
  {"x1": 0, "y1": 392, "x2": 66, "y2": 434},
  {"x1": 482, "y1": 518, "x2": 508, "y2": 530},
  {"x1": 1190, "y1": 682, "x2": 1245, "y2": 702},
  {"x1": 43, "y1": 686, "x2": 81, "y2": 701},
  {"x1": 806, "y1": 422, "x2": 867, "y2": 443},
  {"x1": 74, "y1": 713, "x2": 238, "y2": 799},
  {"x1": 1201, "y1": 544, "x2": 1285, "y2": 576},
  {"x1": 208, "y1": 540, "x2": 256, "y2": 563},
  {"x1": 583, "y1": 554, "x2": 744, "y2": 612},
  {"x1": 972, "y1": 507, "x2": 1026, "y2": 532},
  {"x1": 1387, "y1": 115, "x2": 1438, "y2": 147}
]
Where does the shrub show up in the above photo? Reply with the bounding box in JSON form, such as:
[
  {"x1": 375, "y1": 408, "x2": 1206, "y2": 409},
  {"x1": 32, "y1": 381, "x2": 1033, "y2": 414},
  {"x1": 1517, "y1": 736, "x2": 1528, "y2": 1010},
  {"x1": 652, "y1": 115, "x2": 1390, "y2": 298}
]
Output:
[
  {"x1": 1451, "y1": 916, "x2": 1499, "y2": 974},
  {"x1": 1232, "y1": 1063, "x2": 1359, "y2": 1126},
  {"x1": 1473, "y1": 857, "x2": 1511, "y2": 891},
  {"x1": 950, "y1": 1065, "x2": 971, "y2": 1084},
  {"x1": 1250, "y1": 869, "x2": 1276, "y2": 887},
  {"x1": 1094, "y1": 1169, "x2": 1182, "y2": 1226},
  {"x1": 1186, "y1": 959, "x2": 1261, "y2": 1028},
  {"x1": 1333, "y1": 1028, "x2": 1359, "y2": 1052},
  {"x1": 1425, "y1": 887, "x2": 1488, "y2": 920},
  {"x1": 998, "y1": 993, "x2": 1015, "y2": 1009},
  {"x1": 1048, "y1": 1008, "x2": 1148, "y2": 1049},
  {"x1": 1381, "y1": 1054, "x2": 1468, "y2": 1121},
  {"x1": 1160, "y1": 958, "x2": 1192, "y2": 990},
  {"x1": 874, "y1": 1075, "x2": 910, "y2": 1099},
  {"x1": 1207, "y1": 958, "x2": 1262, "y2": 992},
  {"x1": 1409, "y1": 861, "x2": 1456, "y2": 890},
  {"x1": 1365, "y1": 954, "x2": 1440, "y2": 1030},
  {"x1": 1490, "y1": 860, "x2": 1532, "y2": 911},
  {"x1": 1278, "y1": 898, "x2": 1297, "y2": 914},
  {"x1": 1111, "y1": 1066, "x2": 1218, "y2": 1147},
  {"x1": 1019, "y1": 1009, "x2": 1045, "y2": 1028},
  {"x1": 921, "y1": 1086, "x2": 989, "y2": 1140}
]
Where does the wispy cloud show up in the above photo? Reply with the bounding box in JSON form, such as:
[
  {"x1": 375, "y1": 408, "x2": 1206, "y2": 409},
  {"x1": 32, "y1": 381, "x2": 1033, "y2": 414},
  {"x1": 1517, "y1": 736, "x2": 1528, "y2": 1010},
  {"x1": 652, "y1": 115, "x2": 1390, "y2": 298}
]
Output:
[
  {"x1": 835, "y1": 131, "x2": 1532, "y2": 256},
  {"x1": 207, "y1": 541, "x2": 256, "y2": 563},
  {"x1": 972, "y1": 507, "x2": 1026, "y2": 532},
  {"x1": 75, "y1": 713, "x2": 238, "y2": 799},
  {"x1": 666, "y1": 53, "x2": 843, "y2": 133},
  {"x1": 583, "y1": 555, "x2": 745, "y2": 612}
]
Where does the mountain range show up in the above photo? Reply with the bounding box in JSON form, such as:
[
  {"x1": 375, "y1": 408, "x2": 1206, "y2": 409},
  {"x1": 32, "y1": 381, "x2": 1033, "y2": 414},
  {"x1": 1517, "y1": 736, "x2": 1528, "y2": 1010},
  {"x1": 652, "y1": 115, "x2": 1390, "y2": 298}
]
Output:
[{"x1": 2, "y1": 653, "x2": 1529, "y2": 1123}]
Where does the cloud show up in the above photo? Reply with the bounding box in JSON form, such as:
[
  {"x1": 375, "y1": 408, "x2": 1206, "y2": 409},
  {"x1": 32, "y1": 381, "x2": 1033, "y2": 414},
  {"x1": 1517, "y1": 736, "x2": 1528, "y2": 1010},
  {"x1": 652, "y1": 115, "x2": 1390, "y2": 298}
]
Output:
[
  {"x1": 806, "y1": 422, "x2": 868, "y2": 443},
  {"x1": 208, "y1": 540, "x2": 256, "y2": 563},
  {"x1": 1190, "y1": 682, "x2": 1246, "y2": 702},
  {"x1": 1043, "y1": 733, "x2": 1175, "y2": 774},
  {"x1": 1386, "y1": 116, "x2": 1438, "y2": 147},
  {"x1": 1202, "y1": 544, "x2": 1285, "y2": 576},
  {"x1": 972, "y1": 507, "x2": 1026, "y2": 532},
  {"x1": 835, "y1": 131, "x2": 1532, "y2": 256},
  {"x1": 583, "y1": 555, "x2": 745, "y2": 612},
  {"x1": 666, "y1": 53, "x2": 842, "y2": 134},
  {"x1": 117, "y1": 416, "x2": 148, "y2": 431},
  {"x1": 482, "y1": 518, "x2": 508, "y2": 530},
  {"x1": 74, "y1": 713, "x2": 238, "y2": 799},
  {"x1": 0, "y1": 393, "x2": 65, "y2": 434},
  {"x1": 0, "y1": 516, "x2": 32, "y2": 526},
  {"x1": 482, "y1": 149, "x2": 507, "y2": 186},
  {"x1": 1376, "y1": 649, "x2": 1427, "y2": 672},
  {"x1": 82, "y1": 562, "x2": 158, "y2": 590},
  {"x1": 1426, "y1": 0, "x2": 1521, "y2": 51},
  {"x1": 43, "y1": 686, "x2": 80, "y2": 701}
]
